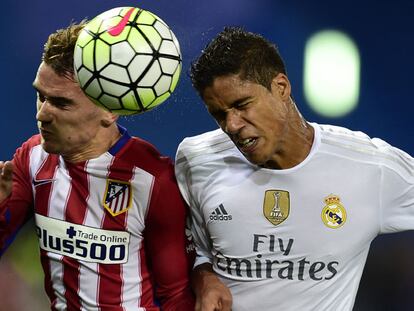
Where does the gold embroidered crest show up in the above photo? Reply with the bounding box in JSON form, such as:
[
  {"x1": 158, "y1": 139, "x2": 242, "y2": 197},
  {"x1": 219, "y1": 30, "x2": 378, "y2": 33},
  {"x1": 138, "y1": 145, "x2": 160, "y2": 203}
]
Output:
[
  {"x1": 321, "y1": 194, "x2": 347, "y2": 229},
  {"x1": 263, "y1": 190, "x2": 290, "y2": 226}
]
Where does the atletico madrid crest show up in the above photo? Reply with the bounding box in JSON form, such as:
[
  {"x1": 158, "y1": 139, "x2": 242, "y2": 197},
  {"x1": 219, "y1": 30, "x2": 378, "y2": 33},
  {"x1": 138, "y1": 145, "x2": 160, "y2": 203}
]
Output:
[{"x1": 103, "y1": 179, "x2": 132, "y2": 216}]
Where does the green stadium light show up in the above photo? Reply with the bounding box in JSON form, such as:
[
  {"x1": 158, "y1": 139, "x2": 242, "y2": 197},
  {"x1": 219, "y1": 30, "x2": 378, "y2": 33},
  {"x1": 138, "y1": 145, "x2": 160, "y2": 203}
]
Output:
[{"x1": 303, "y1": 30, "x2": 360, "y2": 118}]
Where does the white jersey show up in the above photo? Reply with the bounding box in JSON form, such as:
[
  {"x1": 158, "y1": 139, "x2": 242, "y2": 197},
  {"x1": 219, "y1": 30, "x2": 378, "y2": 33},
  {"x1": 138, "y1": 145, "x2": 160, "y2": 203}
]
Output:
[{"x1": 175, "y1": 123, "x2": 414, "y2": 311}]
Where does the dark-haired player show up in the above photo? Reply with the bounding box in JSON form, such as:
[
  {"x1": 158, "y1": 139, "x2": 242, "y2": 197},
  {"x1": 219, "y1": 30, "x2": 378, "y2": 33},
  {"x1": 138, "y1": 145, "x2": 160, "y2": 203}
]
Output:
[{"x1": 175, "y1": 27, "x2": 414, "y2": 311}]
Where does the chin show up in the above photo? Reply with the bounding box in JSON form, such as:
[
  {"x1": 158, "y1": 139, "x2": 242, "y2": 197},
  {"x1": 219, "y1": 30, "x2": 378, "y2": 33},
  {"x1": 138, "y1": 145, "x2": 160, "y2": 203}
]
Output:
[{"x1": 41, "y1": 141, "x2": 61, "y2": 155}]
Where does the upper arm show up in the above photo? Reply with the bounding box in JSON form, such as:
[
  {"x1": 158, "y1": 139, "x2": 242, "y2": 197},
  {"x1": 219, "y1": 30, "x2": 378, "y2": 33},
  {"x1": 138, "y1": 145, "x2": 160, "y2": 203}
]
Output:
[
  {"x1": 0, "y1": 144, "x2": 34, "y2": 255},
  {"x1": 379, "y1": 145, "x2": 414, "y2": 233},
  {"x1": 144, "y1": 166, "x2": 195, "y2": 310},
  {"x1": 174, "y1": 152, "x2": 213, "y2": 266}
]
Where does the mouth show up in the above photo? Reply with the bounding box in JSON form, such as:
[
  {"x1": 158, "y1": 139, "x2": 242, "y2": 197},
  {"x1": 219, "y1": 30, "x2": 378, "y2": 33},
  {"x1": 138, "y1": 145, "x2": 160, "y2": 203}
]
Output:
[
  {"x1": 39, "y1": 128, "x2": 53, "y2": 138},
  {"x1": 236, "y1": 137, "x2": 258, "y2": 154}
]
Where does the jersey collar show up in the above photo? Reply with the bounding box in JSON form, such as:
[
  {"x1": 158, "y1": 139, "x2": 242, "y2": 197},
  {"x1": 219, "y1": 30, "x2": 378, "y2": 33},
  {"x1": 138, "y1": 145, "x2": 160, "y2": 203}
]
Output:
[{"x1": 108, "y1": 124, "x2": 131, "y2": 156}]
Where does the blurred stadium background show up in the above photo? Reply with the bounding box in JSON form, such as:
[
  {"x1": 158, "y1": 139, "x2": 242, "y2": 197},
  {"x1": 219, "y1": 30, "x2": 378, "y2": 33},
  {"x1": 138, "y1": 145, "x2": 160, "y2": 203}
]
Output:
[{"x1": 0, "y1": 0, "x2": 413, "y2": 310}]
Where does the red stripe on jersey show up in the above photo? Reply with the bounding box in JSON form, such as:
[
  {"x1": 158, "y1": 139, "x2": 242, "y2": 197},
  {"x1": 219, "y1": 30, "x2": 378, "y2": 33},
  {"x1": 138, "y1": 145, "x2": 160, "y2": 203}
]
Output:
[
  {"x1": 112, "y1": 193, "x2": 121, "y2": 214},
  {"x1": 98, "y1": 155, "x2": 133, "y2": 309},
  {"x1": 40, "y1": 249, "x2": 57, "y2": 308},
  {"x1": 34, "y1": 154, "x2": 60, "y2": 307},
  {"x1": 119, "y1": 186, "x2": 129, "y2": 213},
  {"x1": 34, "y1": 154, "x2": 59, "y2": 216},
  {"x1": 110, "y1": 139, "x2": 161, "y2": 309},
  {"x1": 137, "y1": 237, "x2": 157, "y2": 307},
  {"x1": 63, "y1": 161, "x2": 90, "y2": 310}
]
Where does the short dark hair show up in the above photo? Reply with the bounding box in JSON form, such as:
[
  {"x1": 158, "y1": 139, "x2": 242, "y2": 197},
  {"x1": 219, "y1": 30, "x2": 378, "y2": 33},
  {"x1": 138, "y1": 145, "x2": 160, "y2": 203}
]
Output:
[
  {"x1": 42, "y1": 21, "x2": 87, "y2": 78},
  {"x1": 190, "y1": 26, "x2": 287, "y2": 96}
]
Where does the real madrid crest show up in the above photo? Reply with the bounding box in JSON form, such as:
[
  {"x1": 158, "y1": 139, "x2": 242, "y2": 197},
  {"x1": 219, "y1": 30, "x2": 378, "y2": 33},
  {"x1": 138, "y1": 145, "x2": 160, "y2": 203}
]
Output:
[
  {"x1": 321, "y1": 194, "x2": 347, "y2": 229},
  {"x1": 263, "y1": 190, "x2": 290, "y2": 226},
  {"x1": 103, "y1": 179, "x2": 132, "y2": 216}
]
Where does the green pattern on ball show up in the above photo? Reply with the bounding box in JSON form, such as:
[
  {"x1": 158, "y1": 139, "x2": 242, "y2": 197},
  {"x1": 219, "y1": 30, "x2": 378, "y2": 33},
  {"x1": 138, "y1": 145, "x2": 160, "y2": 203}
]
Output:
[
  {"x1": 95, "y1": 41, "x2": 110, "y2": 71},
  {"x1": 139, "y1": 25, "x2": 162, "y2": 50},
  {"x1": 74, "y1": 6, "x2": 182, "y2": 115},
  {"x1": 137, "y1": 88, "x2": 156, "y2": 107},
  {"x1": 87, "y1": 16, "x2": 104, "y2": 34},
  {"x1": 136, "y1": 10, "x2": 156, "y2": 25},
  {"x1": 128, "y1": 28, "x2": 153, "y2": 54},
  {"x1": 82, "y1": 40, "x2": 96, "y2": 71},
  {"x1": 76, "y1": 31, "x2": 94, "y2": 48},
  {"x1": 147, "y1": 93, "x2": 170, "y2": 110},
  {"x1": 100, "y1": 26, "x2": 130, "y2": 44},
  {"x1": 85, "y1": 79, "x2": 101, "y2": 98},
  {"x1": 121, "y1": 91, "x2": 140, "y2": 111}
]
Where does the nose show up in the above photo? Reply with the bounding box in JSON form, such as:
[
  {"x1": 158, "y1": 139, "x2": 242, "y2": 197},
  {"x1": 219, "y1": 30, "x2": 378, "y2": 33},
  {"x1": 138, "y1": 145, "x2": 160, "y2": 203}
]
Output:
[
  {"x1": 224, "y1": 109, "x2": 244, "y2": 134},
  {"x1": 36, "y1": 100, "x2": 53, "y2": 123}
]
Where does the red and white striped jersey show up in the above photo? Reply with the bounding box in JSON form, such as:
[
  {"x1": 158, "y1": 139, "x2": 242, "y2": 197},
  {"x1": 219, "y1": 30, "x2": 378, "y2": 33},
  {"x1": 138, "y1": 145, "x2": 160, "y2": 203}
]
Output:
[{"x1": 0, "y1": 126, "x2": 195, "y2": 311}]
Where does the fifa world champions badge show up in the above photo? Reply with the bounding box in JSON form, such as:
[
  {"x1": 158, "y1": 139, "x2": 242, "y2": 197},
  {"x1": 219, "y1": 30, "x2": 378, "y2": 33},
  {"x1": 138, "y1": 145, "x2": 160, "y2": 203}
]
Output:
[
  {"x1": 321, "y1": 194, "x2": 347, "y2": 229},
  {"x1": 263, "y1": 190, "x2": 290, "y2": 226}
]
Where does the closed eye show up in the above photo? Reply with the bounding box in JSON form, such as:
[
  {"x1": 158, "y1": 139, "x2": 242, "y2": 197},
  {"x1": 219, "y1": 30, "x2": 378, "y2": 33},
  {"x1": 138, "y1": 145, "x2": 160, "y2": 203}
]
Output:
[
  {"x1": 209, "y1": 109, "x2": 226, "y2": 122},
  {"x1": 234, "y1": 101, "x2": 251, "y2": 109},
  {"x1": 48, "y1": 97, "x2": 73, "y2": 109},
  {"x1": 232, "y1": 97, "x2": 253, "y2": 110},
  {"x1": 33, "y1": 84, "x2": 73, "y2": 109}
]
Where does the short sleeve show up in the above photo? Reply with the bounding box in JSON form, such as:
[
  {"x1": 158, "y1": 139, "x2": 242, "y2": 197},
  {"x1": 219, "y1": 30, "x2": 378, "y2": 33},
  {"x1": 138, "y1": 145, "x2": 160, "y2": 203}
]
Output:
[
  {"x1": 379, "y1": 143, "x2": 414, "y2": 233},
  {"x1": 175, "y1": 141, "x2": 214, "y2": 267}
]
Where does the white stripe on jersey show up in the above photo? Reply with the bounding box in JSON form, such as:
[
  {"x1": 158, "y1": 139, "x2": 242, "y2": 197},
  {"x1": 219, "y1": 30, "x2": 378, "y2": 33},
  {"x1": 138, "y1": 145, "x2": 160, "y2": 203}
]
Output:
[
  {"x1": 29, "y1": 144, "x2": 50, "y2": 181},
  {"x1": 49, "y1": 159, "x2": 70, "y2": 310},
  {"x1": 49, "y1": 260, "x2": 67, "y2": 310},
  {"x1": 30, "y1": 146, "x2": 68, "y2": 308},
  {"x1": 79, "y1": 157, "x2": 112, "y2": 309},
  {"x1": 121, "y1": 166, "x2": 154, "y2": 308}
]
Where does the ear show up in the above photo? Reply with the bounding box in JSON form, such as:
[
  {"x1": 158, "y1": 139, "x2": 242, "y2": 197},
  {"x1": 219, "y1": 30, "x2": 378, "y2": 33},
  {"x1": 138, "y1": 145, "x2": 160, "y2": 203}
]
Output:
[
  {"x1": 270, "y1": 73, "x2": 291, "y2": 100},
  {"x1": 101, "y1": 111, "x2": 119, "y2": 128}
]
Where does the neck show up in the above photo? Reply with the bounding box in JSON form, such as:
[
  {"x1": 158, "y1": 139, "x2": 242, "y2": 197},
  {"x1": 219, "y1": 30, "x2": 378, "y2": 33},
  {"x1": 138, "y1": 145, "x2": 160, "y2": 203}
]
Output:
[
  {"x1": 263, "y1": 101, "x2": 315, "y2": 170},
  {"x1": 63, "y1": 125, "x2": 121, "y2": 163}
]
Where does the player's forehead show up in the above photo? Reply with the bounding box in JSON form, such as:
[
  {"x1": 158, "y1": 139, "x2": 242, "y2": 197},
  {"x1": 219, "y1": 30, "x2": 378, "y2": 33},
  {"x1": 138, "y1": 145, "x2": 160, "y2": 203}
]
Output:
[
  {"x1": 203, "y1": 75, "x2": 260, "y2": 104},
  {"x1": 33, "y1": 62, "x2": 78, "y2": 97}
]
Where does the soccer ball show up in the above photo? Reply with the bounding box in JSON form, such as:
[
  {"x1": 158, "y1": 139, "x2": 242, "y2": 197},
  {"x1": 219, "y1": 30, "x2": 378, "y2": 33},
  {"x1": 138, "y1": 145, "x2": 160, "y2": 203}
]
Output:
[{"x1": 74, "y1": 7, "x2": 182, "y2": 115}]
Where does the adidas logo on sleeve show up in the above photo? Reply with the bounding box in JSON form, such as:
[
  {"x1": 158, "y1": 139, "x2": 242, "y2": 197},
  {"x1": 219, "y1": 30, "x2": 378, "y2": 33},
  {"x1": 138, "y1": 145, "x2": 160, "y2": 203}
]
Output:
[{"x1": 209, "y1": 204, "x2": 232, "y2": 221}]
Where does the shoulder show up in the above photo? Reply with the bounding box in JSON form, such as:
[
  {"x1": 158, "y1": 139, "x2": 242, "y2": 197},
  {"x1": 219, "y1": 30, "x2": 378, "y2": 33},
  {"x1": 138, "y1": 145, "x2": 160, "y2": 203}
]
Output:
[
  {"x1": 19, "y1": 134, "x2": 42, "y2": 150},
  {"x1": 11, "y1": 134, "x2": 49, "y2": 180},
  {"x1": 116, "y1": 136, "x2": 174, "y2": 178},
  {"x1": 176, "y1": 128, "x2": 236, "y2": 168},
  {"x1": 315, "y1": 123, "x2": 413, "y2": 180},
  {"x1": 14, "y1": 134, "x2": 43, "y2": 159},
  {"x1": 317, "y1": 123, "x2": 375, "y2": 146},
  {"x1": 175, "y1": 129, "x2": 242, "y2": 206}
]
